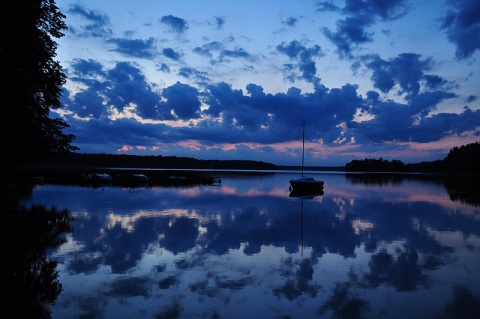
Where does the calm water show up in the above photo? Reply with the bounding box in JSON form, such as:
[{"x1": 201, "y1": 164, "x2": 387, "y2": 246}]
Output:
[{"x1": 23, "y1": 171, "x2": 480, "y2": 318}]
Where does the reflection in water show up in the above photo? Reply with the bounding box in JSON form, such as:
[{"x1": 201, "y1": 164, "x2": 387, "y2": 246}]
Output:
[
  {"x1": 22, "y1": 172, "x2": 480, "y2": 318},
  {"x1": 1, "y1": 204, "x2": 75, "y2": 319}
]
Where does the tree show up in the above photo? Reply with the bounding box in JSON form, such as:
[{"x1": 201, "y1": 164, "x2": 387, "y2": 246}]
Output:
[{"x1": 0, "y1": 0, "x2": 77, "y2": 170}]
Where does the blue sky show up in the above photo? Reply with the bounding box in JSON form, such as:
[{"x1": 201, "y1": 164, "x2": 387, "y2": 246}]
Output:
[{"x1": 54, "y1": 0, "x2": 480, "y2": 166}]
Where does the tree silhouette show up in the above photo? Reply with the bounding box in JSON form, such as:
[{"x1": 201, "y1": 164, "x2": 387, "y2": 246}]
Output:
[{"x1": 0, "y1": 0, "x2": 77, "y2": 170}]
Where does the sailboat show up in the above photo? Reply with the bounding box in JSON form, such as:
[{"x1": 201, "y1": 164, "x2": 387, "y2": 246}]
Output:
[{"x1": 289, "y1": 121, "x2": 324, "y2": 192}]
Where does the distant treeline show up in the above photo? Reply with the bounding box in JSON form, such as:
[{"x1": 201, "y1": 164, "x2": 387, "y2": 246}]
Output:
[
  {"x1": 44, "y1": 153, "x2": 277, "y2": 170},
  {"x1": 346, "y1": 142, "x2": 480, "y2": 173}
]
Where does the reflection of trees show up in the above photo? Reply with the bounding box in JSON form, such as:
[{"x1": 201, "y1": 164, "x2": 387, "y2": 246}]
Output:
[
  {"x1": 345, "y1": 173, "x2": 405, "y2": 186},
  {"x1": 347, "y1": 173, "x2": 480, "y2": 208},
  {"x1": 318, "y1": 282, "x2": 369, "y2": 319},
  {"x1": 441, "y1": 286, "x2": 480, "y2": 319},
  {"x1": 444, "y1": 177, "x2": 480, "y2": 207},
  {"x1": 1, "y1": 204, "x2": 75, "y2": 319}
]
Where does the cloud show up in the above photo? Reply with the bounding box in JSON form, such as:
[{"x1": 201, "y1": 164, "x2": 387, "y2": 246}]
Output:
[
  {"x1": 107, "y1": 37, "x2": 156, "y2": 58},
  {"x1": 220, "y1": 48, "x2": 254, "y2": 62},
  {"x1": 69, "y1": 58, "x2": 104, "y2": 77},
  {"x1": 162, "y1": 47, "x2": 182, "y2": 60},
  {"x1": 64, "y1": 61, "x2": 162, "y2": 120},
  {"x1": 441, "y1": 0, "x2": 480, "y2": 59},
  {"x1": 364, "y1": 53, "x2": 448, "y2": 96},
  {"x1": 193, "y1": 41, "x2": 224, "y2": 59},
  {"x1": 342, "y1": 0, "x2": 407, "y2": 20},
  {"x1": 61, "y1": 59, "x2": 474, "y2": 164},
  {"x1": 276, "y1": 40, "x2": 324, "y2": 84},
  {"x1": 160, "y1": 15, "x2": 188, "y2": 34},
  {"x1": 321, "y1": 0, "x2": 408, "y2": 58},
  {"x1": 355, "y1": 91, "x2": 458, "y2": 144},
  {"x1": 282, "y1": 17, "x2": 299, "y2": 27},
  {"x1": 67, "y1": 4, "x2": 112, "y2": 37},
  {"x1": 212, "y1": 16, "x2": 225, "y2": 29},
  {"x1": 177, "y1": 67, "x2": 210, "y2": 84},
  {"x1": 193, "y1": 42, "x2": 254, "y2": 64},
  {"x1": 323, "y1": 15, "x2": 375, "y2": 58},
  {"x1": 466, "y1": 95, "x2": 477, "y2": 103},
  {"x1": 160, "y1": 82, "x2": 202, "y2": 120},
  {"x1": 316, "y1": 1, "x2": 340, "y2": 12},
  {"x1": 157, "y1": 63, "x2": 170, "y2": 73}
]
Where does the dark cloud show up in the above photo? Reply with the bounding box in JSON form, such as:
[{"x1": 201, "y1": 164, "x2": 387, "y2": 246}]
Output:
[
  {"x1": 107, "y1": 37, "x2": 156, "y2": 58},
  {"x1": 63, "y1": 61, "x2": 162, "y2": 120},
  {"x1": 67, "y1": 4, "x2": 112, "y2": 37},
  {"x1": 441, "y1": 0, "x2": 480, "y2": 59},
  {"x1": 193, "y1": 41, "x2": 224, "y2": 59},
  {"x1": 62, "y1": 60, "x2": 473, "y2": 155},
  {"x1": 220, "y1": 48, "x2": 254, "y2": 62},
  {"x1": 364, "y1": 53, "x2": 446, "y2": 96},
  {"x1": 316, "y1": 1, "x2": 340, "y2": 12},
  {"x1": 160, "y1": 15, "x2": 188, "y2": 34},
  {"x1": 355, "y1": 91, "x2": 458, "y2": 144},
  {"x1": 157, "y1": 63, "x2": 170, "y2": 73},
  {"x1": 276, "y1": 40, "x2": 324, "y2": 84},
  {"x1": 70, "y1": 59, "x2": 104, "y2": 77},
  {"x1": 177, "y1": 67, "x2": 210, "y2": 84},
  {"x1": 342, "y1": 0, "x2": 407, "y2": 20},
  {"x1": 162, "y1": 47, "x2": 182, "y2": 60},
  {"x1": 323, "y1": 15, "x2": 374, "y2": 58},
  {"x1": 466, "y1": 95, "x2": 477, "y2": 103},
  {"x1": 321, "y1": 0, "x2": 408, "y2": 58},
  {"x1": 193, "y1": 43, "x2": 254, "y2": 64},
  {"x1": 160, "y1": 82, "x2": 202, "y2": 120},
  {"x1": 213, "y1": 16, "x2": 225, "y2": 29},
  {"x1": 282, "y1": 17, "x2": 299, "y2": 27}
]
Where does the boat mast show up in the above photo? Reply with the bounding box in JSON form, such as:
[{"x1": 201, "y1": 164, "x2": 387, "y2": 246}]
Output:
[{"x1": 302, "y1": 120, "x2": 305, "y2": 177}]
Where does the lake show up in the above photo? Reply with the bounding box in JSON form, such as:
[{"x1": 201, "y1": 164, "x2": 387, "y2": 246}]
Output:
[{"x1": 22, "y1": 170, "x2": 480, "y2": 318}]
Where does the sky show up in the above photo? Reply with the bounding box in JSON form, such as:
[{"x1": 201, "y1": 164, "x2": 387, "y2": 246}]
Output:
[{"x1": 53, "y1": 0, "x2": 480, "y2": 166}]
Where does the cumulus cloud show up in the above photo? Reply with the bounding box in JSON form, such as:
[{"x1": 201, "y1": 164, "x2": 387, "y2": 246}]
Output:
[
  {"x1": 276, "y1": 40, "x2": 324, "y2": 85},
  {"x1": 63, "y1": 60, "x2": 162, "y2": 120},
  {"x1": 162, "y1": 47, "x2": 182, "y2": 60},
  {"x1": 67, "y1": 4, "x2": 112, "y2": 37},
  {"x1": 363, "y1": 53, "x2": 448, "y2": 96},
  {"x1": 321, "y1": 0, "x2": 407, "y2": 58},
  {"x1": 61, "y1": 57, "x2": 473, "y2": 164},
  {"x1": 160, "y1": 15, "x2": 188, "y2": 34},
  {"x1": 212, "y1": 16, "x2": 225, "y2": 29},
  {"x1": 177, "y1": 67, "x2": 210, "y2": 84},
  {"x1": 160, "y1": 82, "x2": 202, "y2": 120},
  {"x1": 441, "y1": 0, "x2": 480, "y2": 59},
  {"x1": 107, "y1": 37, "x2": 156, "y2": 58},
  {"x1": 282, "y1": 17, "x2": 299, "y2": 27},
  {"x1": 193, "y1": 41, "x2": 224, "y2": 59}
]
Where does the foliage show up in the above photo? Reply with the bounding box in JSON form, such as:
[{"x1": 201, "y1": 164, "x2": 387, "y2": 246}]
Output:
[
  {"x1": 345, "y1": 158, "x2": 405, "y2": 172},
  {"x1": 346, "y1": 142, "x2": 480, "y2": 173},
  {"x1": 0, "y1": 0, "x2": 77, "y2": 169},
  {"x1": 444, "y1": 142, "x2": 480, "y2": 173},
  {"x1": 42, "y1": 152, "x2": 278, "y2": 170}
]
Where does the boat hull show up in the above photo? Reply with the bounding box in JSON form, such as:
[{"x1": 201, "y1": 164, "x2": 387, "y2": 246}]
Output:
[{"x1": 289, "y1": 177, "x2": 324, "y2": 191}]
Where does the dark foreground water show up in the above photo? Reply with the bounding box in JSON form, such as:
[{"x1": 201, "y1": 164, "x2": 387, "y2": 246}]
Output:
[{"x1": 23, "y1": 171, "x2": 480, "y2": 318}]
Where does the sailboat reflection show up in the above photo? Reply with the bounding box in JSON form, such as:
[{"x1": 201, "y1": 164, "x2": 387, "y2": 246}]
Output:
[
  {"x1": 289, "y1": 188, "x2": 324, "y2": 257},
  {"x1": 289, "y1": 188, "x2": 324, "y2": 199}
]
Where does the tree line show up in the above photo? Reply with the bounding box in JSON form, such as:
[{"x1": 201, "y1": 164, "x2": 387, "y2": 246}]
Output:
[
  {"x1": 43, "y1": 153, "x2": 278, "y2": 170},
  {"x1": 346, "y1": 142, "x2": 480, "y2": 173}
]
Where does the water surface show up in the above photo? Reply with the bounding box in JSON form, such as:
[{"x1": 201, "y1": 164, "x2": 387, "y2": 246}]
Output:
[{"x1": 24, "y1": 171, "x2": 480, "y2": 318}]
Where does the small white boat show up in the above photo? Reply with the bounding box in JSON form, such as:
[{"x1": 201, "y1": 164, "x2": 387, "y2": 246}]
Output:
[{"x1": 289, "y1": 121, "x2": 324, "y2": 191}]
